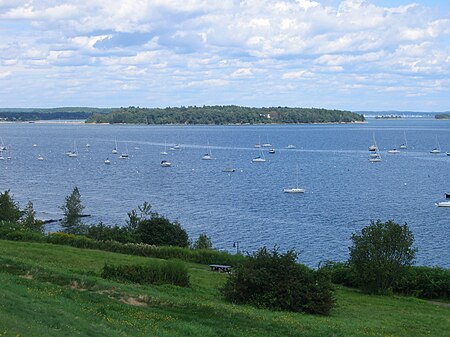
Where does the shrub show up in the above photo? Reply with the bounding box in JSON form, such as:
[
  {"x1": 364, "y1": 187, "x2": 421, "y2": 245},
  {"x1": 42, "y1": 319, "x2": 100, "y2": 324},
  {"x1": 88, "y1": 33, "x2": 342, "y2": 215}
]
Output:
[
  {"x1": 85, "y1": 222, "x2": 138, "y2": 243},
  {"x1": 349, "y1": 220, "x2": 416, "y2": 294},
  {"x1": 221, "y1": 247, "x2": 335, "y2": 315},
  {"x1": 47, "y1": 232, "x2": 97, "y2": 249},
  {"x1": 101, "y1": 260, "x2": 190, "y2": 287},
  {"x1": 0, "y1": 190, "x2": 21, "y2": 222},
  {"x1": 192, "y1": 233, "x2": 213, "y2": 250},
  {"x1": 136, "y1": 217, "x2": 189, "y2": 247},
  {"x1": 319, "y1": 261, "x2": 357, "y2": 288},
  {"x1": 393, "y1": 266, "x2": 450, "y2": 300}
]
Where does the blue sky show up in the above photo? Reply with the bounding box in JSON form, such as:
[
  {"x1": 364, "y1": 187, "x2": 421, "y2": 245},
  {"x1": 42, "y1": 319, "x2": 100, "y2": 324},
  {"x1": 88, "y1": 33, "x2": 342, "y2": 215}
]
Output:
[{"x1": 0, "y1": 0, "x2": 449, "y2": 111}]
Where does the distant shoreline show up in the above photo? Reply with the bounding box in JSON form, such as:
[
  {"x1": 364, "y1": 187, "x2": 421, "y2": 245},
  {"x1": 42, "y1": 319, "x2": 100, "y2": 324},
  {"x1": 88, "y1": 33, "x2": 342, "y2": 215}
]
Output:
[{"x1": 0, "y1": 120, "x2": 369, "y2": 126}]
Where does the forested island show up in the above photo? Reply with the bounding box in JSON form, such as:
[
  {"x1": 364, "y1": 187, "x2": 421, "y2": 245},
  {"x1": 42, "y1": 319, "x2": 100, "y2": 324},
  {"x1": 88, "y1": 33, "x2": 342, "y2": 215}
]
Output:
[
  {"x1": 0, "y1": 107, "x2": 111, "y2": 121},
  {"x1": 86, "y1": 106, "x2": 365, "y2": 125},
  {"x1": 435, "y1": 113, "x2": 450, "y2": 119}
]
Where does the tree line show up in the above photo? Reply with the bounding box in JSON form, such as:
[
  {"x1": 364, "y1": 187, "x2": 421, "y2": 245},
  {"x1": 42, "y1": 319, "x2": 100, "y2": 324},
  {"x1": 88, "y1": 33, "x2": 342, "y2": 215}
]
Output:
[{"x1": 86, "y1": 105, "x2": 365, "y2": 125}]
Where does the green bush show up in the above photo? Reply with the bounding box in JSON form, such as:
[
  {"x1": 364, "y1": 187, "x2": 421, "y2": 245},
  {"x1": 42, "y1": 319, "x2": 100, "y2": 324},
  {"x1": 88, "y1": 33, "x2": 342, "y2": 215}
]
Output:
[
  {"x1": 221, "y1": 247, "x2": 335, "y2": 315},
  {"x1": 136, "y1": 217, "x2": 189, "y2": 247},
  {"x1": 393, "y1": 266, "x2": 450, "y2": 300},
  {"x1": 349, "y1": 220, "x2": 416, "y2": 294},
  {"x1": 85, "y1": 223, "x2": 138, "y2": 243},
  {"x1": 101, "y1": 260, "x2": 190, "y2": 287},
  {"x1": 47, "y1": 232, "x2": 97, "y2": 249},
  {"x1": 319, "y1": 261, "x2": 357, "y2": 288}
]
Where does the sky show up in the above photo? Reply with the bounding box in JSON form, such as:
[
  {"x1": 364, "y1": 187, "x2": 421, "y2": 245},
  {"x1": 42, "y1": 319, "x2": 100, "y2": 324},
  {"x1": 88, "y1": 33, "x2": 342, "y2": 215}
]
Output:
[{"x1": 0, "y1": 0, "x2": 449, "y2": 111}]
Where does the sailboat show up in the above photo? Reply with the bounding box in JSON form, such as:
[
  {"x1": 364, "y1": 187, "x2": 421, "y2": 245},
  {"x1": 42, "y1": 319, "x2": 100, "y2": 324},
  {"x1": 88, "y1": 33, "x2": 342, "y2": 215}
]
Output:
[
  {"x1": 252, "y1": 150, "x2": 266, "y2": 162},
  {"x1": 119, "y1": 143, "x2": 129, "y2": 159},
  {"x1": 37, "y1": 154, "x2": 44, "y2": 161},
  {"x1": 369, "y1": 134, "x2": 381, "y2": 162},
  {"x1": 262, "y1": 136, "x2": 272, "y2": 147},
  {"x1": 254, "y1": 136, "x2": 262, "y2": 148},
  {"x1": 104, "y1": 158, "x2": 111, "y2": 165},
  {"x1": 68, "y1": 141, "x2": 78, "y2": 157},
  {"x1": 161, "y1": 139, "x2": 168, "y2": 155},
  {"x1": 368, "y1": 132, "x2": 378, "y2": 152},
  {"x1": 112, "y1": 139, "x2": 118, "y2": 154},
  {"x1": 202, "y1": 141, "x2": 213, "y2": 160},
  {"x1": 399, "y1": 131, "x2": 407, "y2": 149},
  {"x1": 430, "y1": 136, "x2": 441, "y2": 154},
  {"x1": 284, "y1": 165, "x2": 305, "y2": 193}
]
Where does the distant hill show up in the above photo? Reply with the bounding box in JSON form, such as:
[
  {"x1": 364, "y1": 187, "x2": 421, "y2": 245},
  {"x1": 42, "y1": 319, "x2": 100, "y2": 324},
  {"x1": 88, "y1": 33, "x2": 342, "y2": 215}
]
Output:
[
  {"x1": 0, "y1": 107, "x2": 112, "y2": 121},
  {"x1": 86, "y1": 105, "x2": 365, "y2": 125}
]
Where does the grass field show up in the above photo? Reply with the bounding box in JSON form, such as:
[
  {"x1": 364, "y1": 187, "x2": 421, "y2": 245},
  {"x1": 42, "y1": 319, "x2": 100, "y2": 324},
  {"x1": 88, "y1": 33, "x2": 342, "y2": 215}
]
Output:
[{"x1": 0, "y1": 240, "x2": 448, "y2": 337}]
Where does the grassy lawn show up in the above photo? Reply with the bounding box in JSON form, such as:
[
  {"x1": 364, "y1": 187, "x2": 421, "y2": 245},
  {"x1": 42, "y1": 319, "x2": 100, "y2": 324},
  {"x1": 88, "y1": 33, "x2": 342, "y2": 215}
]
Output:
[{"x1": 0, "y1": 240, "x2": 448, "y2": 337}]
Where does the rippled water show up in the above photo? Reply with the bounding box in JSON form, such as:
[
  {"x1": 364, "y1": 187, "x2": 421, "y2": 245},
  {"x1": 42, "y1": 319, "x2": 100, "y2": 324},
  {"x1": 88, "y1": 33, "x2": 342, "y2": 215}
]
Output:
[{"x1": 1, "y1": 119, "x2": 449, "y2": 267}]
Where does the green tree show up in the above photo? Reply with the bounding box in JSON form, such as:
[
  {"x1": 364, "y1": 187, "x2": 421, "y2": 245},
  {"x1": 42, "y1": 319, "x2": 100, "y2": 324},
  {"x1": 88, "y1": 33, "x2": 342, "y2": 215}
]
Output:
[
  {"x1": 192, "y1": 233, "x2": 213, "y2": 250},
  {"x1": 136, "y1": 217, "x2": 189, "y2": 247},
  {"x1": 348, "y1": 220, "x2": 417, "y2": 294},
  {"x1": 60, "y1": 187, "x2": 85, "y2": 234},
  {"x1": 20, "y1": 201, "x2": 43, "y2": 233},
  {"x1": 0, "y1": 190, "x2": 21, "y2": 222},
  {"x1": 126, "y1": 201, "x2": 153, "y2": 231}
]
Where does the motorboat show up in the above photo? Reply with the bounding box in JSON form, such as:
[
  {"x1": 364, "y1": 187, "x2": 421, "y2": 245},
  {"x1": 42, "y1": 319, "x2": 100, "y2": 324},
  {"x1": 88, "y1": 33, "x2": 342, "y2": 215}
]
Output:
[
  {"x1": 37, "y1": 155, "x2": 44, "y2": 161},
  {"x1": 436, "y1": 201, "x2": 450, "y2": 207},
  {"x1": 161, "y1": 160, "x2": 172, "y2": 167},
  {"x1": 268, "y1": 148, "x2": 275, "y2": 154},
  {"x1": 368, "y1": 145, "x2": 378, "y2": 151},
  {"x1": 387, "y1": 149, "x2": 400, "y2": 154},
  {"x1": 104, "y1": 158, "x2": 111, "y2": 165},
  {"x1": 252, "y1": 156, "x2": 266, "y2": 162},
  {"x1": 283, "y1": 187, "x2": 305, "y2": 194},
  {"x1": 223, "y1": 168, "x2": 236, "y2": 172}
]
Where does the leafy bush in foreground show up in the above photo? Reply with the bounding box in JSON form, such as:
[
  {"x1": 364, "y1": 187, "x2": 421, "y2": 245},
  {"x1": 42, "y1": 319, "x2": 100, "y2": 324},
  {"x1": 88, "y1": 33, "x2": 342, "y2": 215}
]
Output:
[
  {"x1": 221, "y1": 247, "x2": 335, "y2": 315},
  {"x1": 102, "y1": 260, "x2": 190, "y2": 287},
  {"x1": 349, "y1": 220, "x2": 416, "y2": 294},
  {"x1": 394, "y1": 266, "x2": 450, "y2": 300}
]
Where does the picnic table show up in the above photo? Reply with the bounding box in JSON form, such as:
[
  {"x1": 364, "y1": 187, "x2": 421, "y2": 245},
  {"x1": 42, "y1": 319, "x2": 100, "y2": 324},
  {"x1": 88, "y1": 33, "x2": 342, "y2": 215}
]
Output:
[{"x1": 209, "y1": 264, "x2": 232, "y2": 273}]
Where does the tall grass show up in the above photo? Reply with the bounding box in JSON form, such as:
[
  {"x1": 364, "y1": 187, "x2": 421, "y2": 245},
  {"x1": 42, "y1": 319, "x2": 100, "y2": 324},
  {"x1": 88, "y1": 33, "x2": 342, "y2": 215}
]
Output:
[{"x1": 102, "y1": 260, "x2": 190, "y2": 287}]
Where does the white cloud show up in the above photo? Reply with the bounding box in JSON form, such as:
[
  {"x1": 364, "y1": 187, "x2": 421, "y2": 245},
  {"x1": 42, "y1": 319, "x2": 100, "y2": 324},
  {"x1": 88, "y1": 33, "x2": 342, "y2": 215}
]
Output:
[{"x1": 0, "y1": 0, "x2": 448, "y2": 109}]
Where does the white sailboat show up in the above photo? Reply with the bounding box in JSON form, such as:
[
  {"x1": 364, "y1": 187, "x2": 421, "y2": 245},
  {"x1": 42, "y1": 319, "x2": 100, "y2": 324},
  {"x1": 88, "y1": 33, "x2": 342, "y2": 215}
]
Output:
[
  {"x1": 368, "y1": 132, "x2": 378, "y2": 152},
  {"x1": 369, "y1": 134, "x2": 381, "y2": 162},
  {"x1": 262, "y1": 136, "x2": 272, "y2": 147},
  {"x1": 202, "y1": 141, "x2": 213, "y2": 160},
  {"x1": 284, "y1": 165, "x2": 305, "y2": 193},
  {"x1": 161, "y1": 139, "x2": 168, "y2": 155},
  {"x1": 287, "y1": 144, "x2": 296, "y2": 149},
  {"x1": 119, "y1": 143, "x2": 129, "y2": 159},
  {"x1": 104, "y1": 158, "x2": 111, "y2": 165},
  {"x1": 254, "y1": 136, "x2": 262, "y2": 148},
  {"x1": 399, "y1": 131, "x2": 407, "y2": 149},
  {"x1": 112, "y1": 139, "x2": 118, "y2": 154},
  {"x1": 252, "y1": 150, "x2": 266, "y2": 162},
  {"x1": 430, "y1": 136, "x2": 441, "y2": 154},
  {"x1": 68, "y1": 141, "x2": 78, "y2": 157}
]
